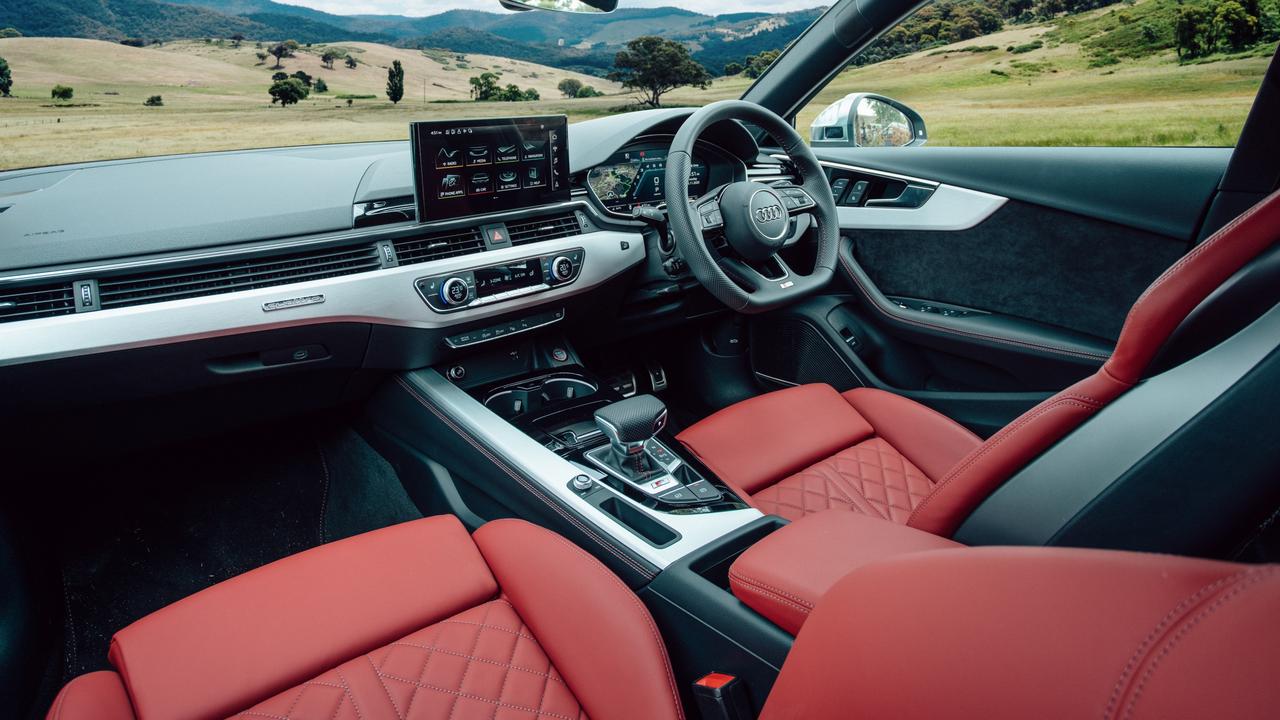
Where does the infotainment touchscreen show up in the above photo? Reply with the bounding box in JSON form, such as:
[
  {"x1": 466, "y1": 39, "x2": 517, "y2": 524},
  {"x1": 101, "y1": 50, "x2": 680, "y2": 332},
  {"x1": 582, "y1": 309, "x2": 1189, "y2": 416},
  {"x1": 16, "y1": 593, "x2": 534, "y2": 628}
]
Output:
[{"x1": 410, "y1": 116, "x2": 569, "y2": 223}]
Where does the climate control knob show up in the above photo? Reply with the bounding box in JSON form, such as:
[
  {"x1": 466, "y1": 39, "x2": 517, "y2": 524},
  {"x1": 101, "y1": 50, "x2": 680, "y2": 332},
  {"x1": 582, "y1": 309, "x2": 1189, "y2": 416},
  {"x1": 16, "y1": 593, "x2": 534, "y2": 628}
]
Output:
[
  {"x1": 550, "y1": 256, "x2": 575, "y2": 282},
  {"x1": 439, "y1": 277, "x2": 470, "y2": 307}
]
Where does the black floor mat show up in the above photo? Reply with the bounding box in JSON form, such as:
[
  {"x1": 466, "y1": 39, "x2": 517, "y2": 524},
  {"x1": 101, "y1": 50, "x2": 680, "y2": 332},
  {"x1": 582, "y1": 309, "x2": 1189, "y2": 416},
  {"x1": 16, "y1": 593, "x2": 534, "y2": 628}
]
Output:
[{"x1": 51, "y1": 423, "x2": 421, "y2": 682}]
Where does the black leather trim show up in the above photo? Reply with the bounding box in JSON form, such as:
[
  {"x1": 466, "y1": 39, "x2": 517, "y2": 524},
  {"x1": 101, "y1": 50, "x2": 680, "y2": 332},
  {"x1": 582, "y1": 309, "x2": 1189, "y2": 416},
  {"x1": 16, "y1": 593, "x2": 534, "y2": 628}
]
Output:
[{"x1": 836, "y1": 237, "x2": 1112, "y2": 362}]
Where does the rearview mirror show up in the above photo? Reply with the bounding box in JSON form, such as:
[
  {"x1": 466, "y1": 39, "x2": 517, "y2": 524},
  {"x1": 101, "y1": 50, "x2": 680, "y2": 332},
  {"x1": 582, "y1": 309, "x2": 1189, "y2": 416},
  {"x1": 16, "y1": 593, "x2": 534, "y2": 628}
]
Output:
[
  {"x1": 810, "y1": 93, "x2": 927, "y2": 148},
  {"x1": 499, "y1": 0, "x2": 616, "y2": 13}
]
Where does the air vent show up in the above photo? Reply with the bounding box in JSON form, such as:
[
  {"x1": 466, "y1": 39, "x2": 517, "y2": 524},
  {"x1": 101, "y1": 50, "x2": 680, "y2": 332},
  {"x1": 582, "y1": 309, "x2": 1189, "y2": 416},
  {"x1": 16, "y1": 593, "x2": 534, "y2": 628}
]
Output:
[
  {"x1": 0, "y1": 282, "x2": 76, "y2": 324},
  {"x1": 507, "y1": 213, "x2": 581, "y2": 246},
  {"x1": 749, "y1": 161, "x2": 798, "y2": 184},
  {"x1": 392, "y1": 227, "x2": 485, "y2": 265},
  {"x1": 99, "y1": 244, "x2": 381, "y2": 309}
]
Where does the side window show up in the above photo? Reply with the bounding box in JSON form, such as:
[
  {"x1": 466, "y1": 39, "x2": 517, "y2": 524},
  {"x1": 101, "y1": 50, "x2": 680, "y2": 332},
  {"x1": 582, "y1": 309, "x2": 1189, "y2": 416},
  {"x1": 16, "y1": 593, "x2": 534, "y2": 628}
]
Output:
[{"x1": 798, "y1": 0, "x2": 1280, "y2": 147}]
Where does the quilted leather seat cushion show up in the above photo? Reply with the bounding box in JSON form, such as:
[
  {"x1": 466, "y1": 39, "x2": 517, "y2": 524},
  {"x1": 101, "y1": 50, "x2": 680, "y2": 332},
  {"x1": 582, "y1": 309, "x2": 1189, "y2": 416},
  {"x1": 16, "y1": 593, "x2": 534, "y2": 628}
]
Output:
[
  {"x1": 232, "y1": 599, "x2": 586, "y2": 720},
  {"x1": 48, "y1": 516, "x2": 683, "y2": 720}
]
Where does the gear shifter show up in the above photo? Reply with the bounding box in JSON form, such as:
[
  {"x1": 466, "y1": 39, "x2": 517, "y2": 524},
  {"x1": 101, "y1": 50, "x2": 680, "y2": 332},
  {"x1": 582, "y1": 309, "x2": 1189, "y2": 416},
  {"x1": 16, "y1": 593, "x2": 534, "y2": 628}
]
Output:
[{"x1": 593, "y1": 395, "x2": 668, "y2": 477}]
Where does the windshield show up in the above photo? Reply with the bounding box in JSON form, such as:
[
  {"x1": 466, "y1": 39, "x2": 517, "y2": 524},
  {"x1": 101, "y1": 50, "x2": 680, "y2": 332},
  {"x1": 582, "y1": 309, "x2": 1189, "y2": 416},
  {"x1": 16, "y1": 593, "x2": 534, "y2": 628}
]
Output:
[{"x1": 0, "y1": 0, "x2": 1273, "y2": 170}]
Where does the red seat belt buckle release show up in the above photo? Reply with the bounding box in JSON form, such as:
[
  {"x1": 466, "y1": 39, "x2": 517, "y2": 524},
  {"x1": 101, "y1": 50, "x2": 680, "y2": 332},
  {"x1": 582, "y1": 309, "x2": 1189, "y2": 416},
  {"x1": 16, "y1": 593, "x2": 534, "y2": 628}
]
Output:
[{"x1": 693, "y1": 672, "x2": 753, "y2": 720}]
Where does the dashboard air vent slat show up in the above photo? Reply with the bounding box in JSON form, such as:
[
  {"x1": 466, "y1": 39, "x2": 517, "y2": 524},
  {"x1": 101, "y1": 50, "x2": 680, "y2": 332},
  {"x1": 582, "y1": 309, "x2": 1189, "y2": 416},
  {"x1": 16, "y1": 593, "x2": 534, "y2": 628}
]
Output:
[
  {"x1": 0, "y1": 283, "x2": 76, "y2": 323},
  {"x1": 98, "y1": 244, "x2": 381, "y2": 309},
  {"x1": 392, "y1": 228, "x2": 485, "y2": 265},
  {"x1": 507, "y1": 213, "x2": 581, "y2": 246}
]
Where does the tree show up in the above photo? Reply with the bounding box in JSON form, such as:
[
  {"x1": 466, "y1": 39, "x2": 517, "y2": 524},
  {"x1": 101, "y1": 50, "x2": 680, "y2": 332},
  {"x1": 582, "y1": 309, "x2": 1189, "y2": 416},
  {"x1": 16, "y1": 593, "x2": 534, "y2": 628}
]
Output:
[
  {"x1": 269, "y1": 78, "x2": 308, "y2": 107},
  {"x1": 386, "y1": 60, "x2": 405, "y2": 104},
  {"x1": 0, "y1": 56, "x2": 11, "y2": 98},
  {"x1": 272, "y1": 71, "x2": 288, "y2": 81},
  {"x1": 723, "y1": 61, "x2": 743, "y2": 76},
  {"x1": 743, "y1": 50, "x2": 780, "y2": 79},
  {"x1": 322, "y1": 49, "x2": 343, "y2": 69},
  {"x1": 144, "y1": 95, "x2": 163, "y2": 106},
  {"x1": 557, "y1": 78, "x2": 583, "y2": 98},
  {"x1": 345, "y1": 56, "x2": 358, "y2": 69},
  {"x1": 608, "y1": 36, "x2": 710, "y2": 107},
  {"x1": 255, "y1": 51, "x2": 269, "y2": 64},
  {"x1": 577, "y1": 85, "x2": 603, "y2": 97},
  {"x1": 314, "y1": 78, "x2": 328, "y2": 93},
  {"x1": 229, "y1": 33, "x2": 245, "y2": 48},
  {"x1": 1213, "y1": 0, "x2": 1259, "y2": 49},
  {"x1": 1175, "y1": 4, "x2": 1214, "y2": 58},
  {"x1": 0, "y1": 28, "x2": 22, "y2": 39},
  {"x1": 51, "y1": 84, "x2": 73, "y2": 102},
  {"x1": 290, "y1": 70, "x2": 313, "y2": 88},
  {"x1": 268, "y1": 40, "x2": 298, "y2": 69},
  {"x1": 469, "y1": 72, "x2": 501, "y2": 100}
]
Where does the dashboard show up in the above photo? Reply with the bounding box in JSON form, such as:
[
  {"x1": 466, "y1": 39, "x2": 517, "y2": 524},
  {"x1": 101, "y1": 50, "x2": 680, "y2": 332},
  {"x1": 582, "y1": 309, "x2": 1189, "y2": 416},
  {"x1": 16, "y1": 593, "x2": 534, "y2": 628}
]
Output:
[{"x1": 0, "y1": 109, "x2": 765, "y2": 381}]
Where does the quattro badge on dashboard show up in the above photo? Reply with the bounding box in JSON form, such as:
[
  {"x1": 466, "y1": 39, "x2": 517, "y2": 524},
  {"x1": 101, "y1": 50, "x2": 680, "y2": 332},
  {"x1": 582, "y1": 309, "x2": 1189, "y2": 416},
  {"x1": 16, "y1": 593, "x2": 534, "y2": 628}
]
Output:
[{"x1": 262, "y1": 294, "x2": 326, "y2": 312}]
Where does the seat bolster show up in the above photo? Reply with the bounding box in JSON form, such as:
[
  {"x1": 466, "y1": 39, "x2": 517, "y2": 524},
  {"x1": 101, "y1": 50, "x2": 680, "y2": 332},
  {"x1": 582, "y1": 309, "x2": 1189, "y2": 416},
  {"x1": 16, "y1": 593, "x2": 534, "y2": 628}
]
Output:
[
  {"x1": 474, "y1": 519, "x2": 684, "y2": 720},
  {"x1": 906, "y1": 370, "x2": 1130, "y2": 536},
  {"x1": 109, "y1": 516, "x2": 498, "y2": 720},
  {"x1": 46, "y1": 671, "x2": 135, "y2": 720},
  {"x1": 841, "y1": 387, "x2": 982, "y2": 481},
  {"x1": 761, "y1": 547, "x2": 1280, "y2": 720},
  {"x1": 677, "y1": 384, "x2": 874, "y2": 496},
  {"x1": 729, "y1": 511, "x2": 962, "y2": 634}
]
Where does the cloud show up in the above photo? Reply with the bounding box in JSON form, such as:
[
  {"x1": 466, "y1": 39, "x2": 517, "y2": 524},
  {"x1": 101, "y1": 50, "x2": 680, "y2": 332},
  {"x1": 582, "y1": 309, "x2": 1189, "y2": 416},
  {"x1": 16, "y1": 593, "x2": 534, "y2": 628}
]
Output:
[{"x1": 273, "y1": 0, "x2": 825, "y2": 17}]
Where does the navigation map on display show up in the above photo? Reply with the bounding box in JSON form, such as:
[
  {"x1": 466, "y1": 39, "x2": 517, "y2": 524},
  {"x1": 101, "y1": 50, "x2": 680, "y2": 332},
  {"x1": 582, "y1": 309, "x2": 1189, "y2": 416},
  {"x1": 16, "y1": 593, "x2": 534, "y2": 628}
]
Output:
[{"x1": 586, "y1": 148, "x2": 707, "y2": 214}]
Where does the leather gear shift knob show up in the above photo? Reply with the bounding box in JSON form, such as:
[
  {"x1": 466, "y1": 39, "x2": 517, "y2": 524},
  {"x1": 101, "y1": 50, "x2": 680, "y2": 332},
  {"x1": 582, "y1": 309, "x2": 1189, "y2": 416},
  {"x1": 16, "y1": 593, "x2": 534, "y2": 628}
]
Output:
[{"x1": 594, "y1": 395, "x2": 668, "y2": 457}]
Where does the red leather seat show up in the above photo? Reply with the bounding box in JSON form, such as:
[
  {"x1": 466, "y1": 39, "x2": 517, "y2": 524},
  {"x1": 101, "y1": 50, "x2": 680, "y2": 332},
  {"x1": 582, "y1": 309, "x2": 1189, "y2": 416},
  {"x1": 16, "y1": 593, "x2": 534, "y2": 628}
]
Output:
[
  {"x1": 46, "y1": 516, "x2": 683, "y2": 720},
  {"x1": 679, "y1": 189, "x2": 1280, "y2": 536},
  {"x1": 760, "y1": 547, "x2": 1280, "y2": 719}
]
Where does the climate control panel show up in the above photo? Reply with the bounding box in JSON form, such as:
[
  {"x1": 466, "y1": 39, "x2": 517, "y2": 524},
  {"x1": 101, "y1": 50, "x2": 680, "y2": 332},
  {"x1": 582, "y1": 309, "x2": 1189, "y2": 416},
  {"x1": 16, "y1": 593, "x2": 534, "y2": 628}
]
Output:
[{"x1": 415, "y1": 248, "x2": 585, "y2": 313}]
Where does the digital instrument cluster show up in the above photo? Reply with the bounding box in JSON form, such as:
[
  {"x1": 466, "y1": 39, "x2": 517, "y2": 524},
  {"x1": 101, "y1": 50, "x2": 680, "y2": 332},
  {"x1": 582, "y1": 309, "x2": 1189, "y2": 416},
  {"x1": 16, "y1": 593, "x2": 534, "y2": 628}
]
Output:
[{"x1": 586, "y1": 146, "x2": 709, "y2": 215}]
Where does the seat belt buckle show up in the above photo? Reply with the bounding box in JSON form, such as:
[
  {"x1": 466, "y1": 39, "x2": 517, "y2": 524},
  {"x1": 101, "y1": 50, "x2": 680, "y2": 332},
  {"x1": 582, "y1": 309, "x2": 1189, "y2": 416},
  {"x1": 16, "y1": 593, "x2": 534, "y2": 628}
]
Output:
[{"x1": 693, "y1": 672, "x2": 753, "y2": 720}]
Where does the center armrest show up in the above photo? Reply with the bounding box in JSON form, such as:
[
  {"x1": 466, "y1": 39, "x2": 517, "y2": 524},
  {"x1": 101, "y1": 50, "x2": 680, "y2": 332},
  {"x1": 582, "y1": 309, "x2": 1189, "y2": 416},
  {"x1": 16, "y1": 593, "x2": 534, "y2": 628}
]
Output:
[{"x1": 728, "y1": 511, "x2": 963, "y2": 634}]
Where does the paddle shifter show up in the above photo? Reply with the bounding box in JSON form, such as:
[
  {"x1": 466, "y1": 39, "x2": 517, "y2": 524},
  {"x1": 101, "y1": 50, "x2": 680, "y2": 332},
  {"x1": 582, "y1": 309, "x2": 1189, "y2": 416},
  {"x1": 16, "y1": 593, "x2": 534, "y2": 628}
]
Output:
[{"x1": 593, "y1": 394, "x2": 668, "y2": 476}]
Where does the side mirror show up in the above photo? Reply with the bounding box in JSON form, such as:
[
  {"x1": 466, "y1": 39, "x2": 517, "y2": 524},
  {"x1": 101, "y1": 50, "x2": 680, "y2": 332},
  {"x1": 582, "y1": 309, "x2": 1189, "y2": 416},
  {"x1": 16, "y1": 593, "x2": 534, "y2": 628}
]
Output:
[
  {"x1": 499, "y1": 0, "x2": 616, "y2": 13},
  {"x1": 809, "y1": 93, "x2": 927, "y2": 148}
]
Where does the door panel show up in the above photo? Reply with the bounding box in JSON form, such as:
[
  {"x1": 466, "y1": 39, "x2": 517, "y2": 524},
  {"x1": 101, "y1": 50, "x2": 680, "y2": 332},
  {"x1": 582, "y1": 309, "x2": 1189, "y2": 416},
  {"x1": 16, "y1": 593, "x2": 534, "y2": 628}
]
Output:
[{"x1": 751, "y1": 146, "x2": 1229, "y2": 433}]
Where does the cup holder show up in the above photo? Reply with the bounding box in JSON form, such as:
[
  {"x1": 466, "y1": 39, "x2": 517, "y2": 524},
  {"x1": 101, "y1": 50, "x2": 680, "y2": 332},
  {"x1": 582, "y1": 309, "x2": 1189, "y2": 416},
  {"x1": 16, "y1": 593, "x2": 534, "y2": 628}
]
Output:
[{"x1": 483, "y1": 373, "x2": 599, "y2": 420}]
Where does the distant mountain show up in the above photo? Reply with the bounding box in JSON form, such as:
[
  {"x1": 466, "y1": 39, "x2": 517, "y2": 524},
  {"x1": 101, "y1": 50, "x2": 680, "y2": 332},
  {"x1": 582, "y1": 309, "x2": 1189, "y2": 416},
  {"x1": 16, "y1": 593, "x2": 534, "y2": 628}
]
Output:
[{"x1": 0, "y1": 1, "x2": 827, "y2": 75}]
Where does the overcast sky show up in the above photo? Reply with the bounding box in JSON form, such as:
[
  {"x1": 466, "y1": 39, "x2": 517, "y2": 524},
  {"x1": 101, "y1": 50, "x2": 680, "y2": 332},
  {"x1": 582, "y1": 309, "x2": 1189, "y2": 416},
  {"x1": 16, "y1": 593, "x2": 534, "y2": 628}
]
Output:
[{"x1": 274, "y1": 0, "x2": 825, "y2": 17}]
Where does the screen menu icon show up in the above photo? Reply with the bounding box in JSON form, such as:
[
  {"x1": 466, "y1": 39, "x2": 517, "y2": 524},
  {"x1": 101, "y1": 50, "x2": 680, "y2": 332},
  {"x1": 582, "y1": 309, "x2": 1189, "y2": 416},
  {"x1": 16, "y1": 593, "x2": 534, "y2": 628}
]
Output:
[
  {"x1": 436, "y1": 147, "x2": 462, "y2": 169},
  {"x1": 466, "y1": 146, "x2": 492, "y2": 166}
]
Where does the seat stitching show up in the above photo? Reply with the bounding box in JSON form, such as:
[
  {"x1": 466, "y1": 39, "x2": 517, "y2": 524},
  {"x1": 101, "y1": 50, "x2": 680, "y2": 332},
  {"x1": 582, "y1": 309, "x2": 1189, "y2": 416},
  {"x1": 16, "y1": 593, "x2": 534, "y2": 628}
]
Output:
[
  {"x1": 325, "y1": 682, "x2": 347, "y2": 720},
  {"x1": 444, "y1": 601, "x2": 495, "y2": 720},
  {"x1": 395, "y1": 377, "x2": 653, "y2": 580},
  {"x1": 728, "y1": 568, "x2": 814, "y2": 608},
  {"x1": 398, "y1": 613, "x2": 442, "y2": 720},
  {"x1": 1117, "y1": 568, "x2": 1278, "y2": 720},
  {"x1": 488, "y1": 610, "x2": 526, "y2": 720},
  {"x1": 365, "y1": 654, "x2": 405, "y2": 720},
  {"x1": 388, "y1": 641, "x2": 566, "y2": 682},
  {"x1": 333, "y1": 668, "x2": 365, "y2": 720},
  {"x1": 375, "y1": 670, "x2": 579, "y2": 720},
  {"x1": 728, "y1": 573, "x2": 813, "y2": 616},
  {"x1": 1101, "y1": 569, "x2": 1253, "y2": 720},
  {"x1": 907, "y1": 395, "x2": 1101, "y2": 527},
  {"x1": 434, "y1": 619, "x2": 538, "y2": 642}
]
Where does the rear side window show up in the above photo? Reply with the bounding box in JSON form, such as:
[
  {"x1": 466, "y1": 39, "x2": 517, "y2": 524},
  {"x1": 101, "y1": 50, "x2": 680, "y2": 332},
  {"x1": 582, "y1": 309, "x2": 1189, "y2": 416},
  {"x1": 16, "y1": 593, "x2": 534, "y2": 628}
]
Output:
[{"x1": 798, "y1": 0, "x2": 1279, "y2": 147}]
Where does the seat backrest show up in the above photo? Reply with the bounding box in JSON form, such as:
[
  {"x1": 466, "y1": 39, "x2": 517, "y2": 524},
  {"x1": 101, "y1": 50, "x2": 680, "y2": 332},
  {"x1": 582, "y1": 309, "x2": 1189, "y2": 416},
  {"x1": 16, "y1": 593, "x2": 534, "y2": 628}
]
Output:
[
  {"x1": 761, "y1": 547, "x2": 1280, "y2": 720},
  {"x1": 905, "y1": 189, "x2": 1280, "y2": 537}
]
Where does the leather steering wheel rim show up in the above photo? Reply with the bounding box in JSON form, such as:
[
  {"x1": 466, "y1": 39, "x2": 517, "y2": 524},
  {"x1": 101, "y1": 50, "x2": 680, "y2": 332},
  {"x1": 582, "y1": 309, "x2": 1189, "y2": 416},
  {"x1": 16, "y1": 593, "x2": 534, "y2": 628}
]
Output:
[{"x1": 666, "y1": 100, "x2": 839, "y2": 314}]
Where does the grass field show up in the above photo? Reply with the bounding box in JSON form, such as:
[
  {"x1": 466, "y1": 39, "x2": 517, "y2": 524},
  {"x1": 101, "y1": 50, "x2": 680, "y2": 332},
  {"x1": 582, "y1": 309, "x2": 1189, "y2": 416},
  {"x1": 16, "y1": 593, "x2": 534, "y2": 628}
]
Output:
[{"x1": 0, "y1": 5, "x2": 1274, "y2": 171}]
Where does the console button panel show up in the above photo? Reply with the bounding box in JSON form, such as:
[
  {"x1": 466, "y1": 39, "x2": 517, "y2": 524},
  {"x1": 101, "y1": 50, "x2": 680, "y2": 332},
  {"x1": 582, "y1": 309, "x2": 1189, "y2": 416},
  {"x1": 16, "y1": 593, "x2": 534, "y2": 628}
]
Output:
[
  {"x1": 415, "y1": 247, "x2": 584, "y2": 313},
  {"x1": 445, "y1": 307, "x2": 565, "y2": 348}
]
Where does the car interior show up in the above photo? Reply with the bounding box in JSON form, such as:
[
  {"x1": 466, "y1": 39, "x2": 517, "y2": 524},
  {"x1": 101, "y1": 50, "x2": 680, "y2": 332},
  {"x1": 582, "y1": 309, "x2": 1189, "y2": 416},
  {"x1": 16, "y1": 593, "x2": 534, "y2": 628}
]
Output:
[{"x1": 4, "y1": 0, "x2": 1280, "y2": 717}]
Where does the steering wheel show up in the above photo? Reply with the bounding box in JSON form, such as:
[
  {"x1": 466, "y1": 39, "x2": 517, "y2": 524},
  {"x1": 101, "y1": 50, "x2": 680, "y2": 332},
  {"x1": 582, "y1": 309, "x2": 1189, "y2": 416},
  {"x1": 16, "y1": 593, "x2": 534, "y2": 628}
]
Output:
[{"x1": 666, "y1": 100, "x2": 838, "y2": 313}]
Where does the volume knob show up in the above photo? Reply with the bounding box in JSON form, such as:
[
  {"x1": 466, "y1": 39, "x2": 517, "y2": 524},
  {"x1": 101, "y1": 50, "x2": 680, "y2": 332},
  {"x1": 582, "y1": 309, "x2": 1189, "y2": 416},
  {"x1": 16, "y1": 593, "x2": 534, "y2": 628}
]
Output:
[
  {"x1": 550, "y1": 256, "x2": 574, "y2": 282},
  {"x1": 439, "y1": 277, "x2": 469, "y2": 307}
]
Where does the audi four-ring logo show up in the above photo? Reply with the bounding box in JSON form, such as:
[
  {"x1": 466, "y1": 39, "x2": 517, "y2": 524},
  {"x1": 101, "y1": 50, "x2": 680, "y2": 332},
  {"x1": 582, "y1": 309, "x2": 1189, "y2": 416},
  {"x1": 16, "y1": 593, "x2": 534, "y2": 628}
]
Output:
[{"x1": 754, "y1": 204, "x2": 784, "y2": 223}]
